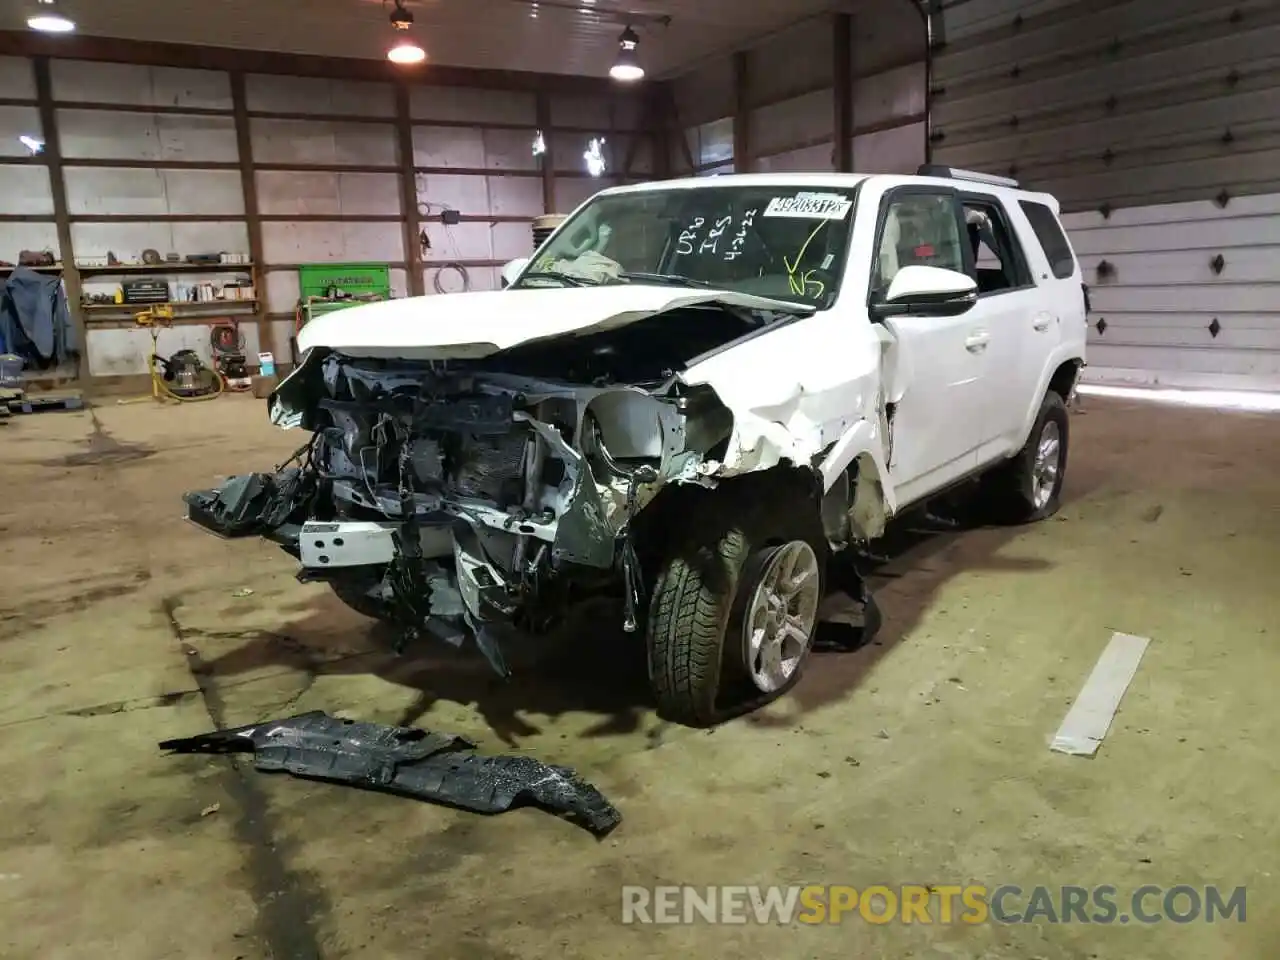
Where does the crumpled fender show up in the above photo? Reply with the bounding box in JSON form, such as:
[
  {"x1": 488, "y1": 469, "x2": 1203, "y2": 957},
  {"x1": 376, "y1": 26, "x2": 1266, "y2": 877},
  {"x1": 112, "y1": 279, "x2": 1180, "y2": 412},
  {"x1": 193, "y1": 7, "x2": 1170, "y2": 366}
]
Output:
[
  {"x1": 678, "y1": 311, "x2": 887, "y2": 486},
  {"x1": 817, "y1": 417, "x2": 896, "y2": 513}
]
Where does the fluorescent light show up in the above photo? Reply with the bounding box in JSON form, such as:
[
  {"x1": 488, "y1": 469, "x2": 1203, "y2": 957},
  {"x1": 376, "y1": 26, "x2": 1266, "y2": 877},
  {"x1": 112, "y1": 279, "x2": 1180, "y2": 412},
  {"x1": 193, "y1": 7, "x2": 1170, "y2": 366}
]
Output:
[
  {"x1": 388, "y1": 41, "x2": 426, "y2": 64},
  {"x1": 27, "y1": 0, "x2": 74, "y2": 32},
  {"x1": 609, "y1": 62, "x2": 644, "y2": 81},
  {"x1": 584, "y1": 137, "x2": 607, "y2": 177},
  {"x1": 18, "y1": 135, "x2": 45, "y2": 155},
  {"x1": 27, "y1": 14, "x2": 75, "y2": 33}
]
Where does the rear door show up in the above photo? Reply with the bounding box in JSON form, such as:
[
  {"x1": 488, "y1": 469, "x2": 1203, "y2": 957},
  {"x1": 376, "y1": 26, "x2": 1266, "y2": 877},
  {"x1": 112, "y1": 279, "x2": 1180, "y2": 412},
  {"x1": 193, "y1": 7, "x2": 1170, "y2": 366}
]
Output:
[
  {"x1": 868, "y1": 185, "x2": 988, "y2": 504},
  {"x1": 1018, "y1": 197, "x2": 1088, "y2": 362},
  {"x1": 957, "y1": 191, "x2": 1045, "y2": 459}
]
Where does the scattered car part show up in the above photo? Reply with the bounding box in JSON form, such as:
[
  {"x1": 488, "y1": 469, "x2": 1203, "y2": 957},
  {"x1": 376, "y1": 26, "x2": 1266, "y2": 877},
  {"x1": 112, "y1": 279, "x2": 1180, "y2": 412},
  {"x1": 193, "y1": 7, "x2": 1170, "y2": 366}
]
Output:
[{"x1": 159, "y1": 710, "x2": 622, "y2": 837}]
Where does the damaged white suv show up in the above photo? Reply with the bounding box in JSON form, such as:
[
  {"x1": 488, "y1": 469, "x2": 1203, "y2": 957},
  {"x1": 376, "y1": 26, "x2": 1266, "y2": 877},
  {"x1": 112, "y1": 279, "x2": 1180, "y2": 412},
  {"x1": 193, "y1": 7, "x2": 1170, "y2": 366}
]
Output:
[{"x1": 185, "y1": 166, "x2": 1087, "y2": 725}]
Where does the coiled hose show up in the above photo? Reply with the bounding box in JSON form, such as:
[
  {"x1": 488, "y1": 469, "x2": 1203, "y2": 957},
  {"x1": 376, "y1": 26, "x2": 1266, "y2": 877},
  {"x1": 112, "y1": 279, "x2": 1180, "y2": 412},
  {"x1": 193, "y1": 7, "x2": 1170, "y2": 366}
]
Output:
[
  {"x1": 433, "y1": 262, "x2": 471, "y2": 294},
  {"x1": 210, "y1": 321, "x2": 252, "y2": 393}
]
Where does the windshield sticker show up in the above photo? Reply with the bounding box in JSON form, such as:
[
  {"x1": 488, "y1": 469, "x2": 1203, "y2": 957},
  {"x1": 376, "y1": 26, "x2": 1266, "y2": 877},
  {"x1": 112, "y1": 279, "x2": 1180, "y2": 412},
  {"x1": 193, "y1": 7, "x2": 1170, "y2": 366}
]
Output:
[{"x1": 763, "y1": 192, "x2": 852, "y2": 220}]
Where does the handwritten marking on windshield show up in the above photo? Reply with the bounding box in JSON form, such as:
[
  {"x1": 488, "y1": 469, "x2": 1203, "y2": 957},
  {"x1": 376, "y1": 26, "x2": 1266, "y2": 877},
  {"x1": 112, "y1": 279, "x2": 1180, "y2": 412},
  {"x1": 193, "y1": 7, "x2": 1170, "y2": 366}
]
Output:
[
  {"x1": 699, "y1": 215, "x2": 733, "y2": 255},
  {"x1": 676, "y1": 217, "x2": 705, "y2": 255},
  {"x1": 784, "y1": 220, "x2": 830, "y2": 297},
  {"x1": 723, "y1": 208, "x2": 758, "y2": 262}
]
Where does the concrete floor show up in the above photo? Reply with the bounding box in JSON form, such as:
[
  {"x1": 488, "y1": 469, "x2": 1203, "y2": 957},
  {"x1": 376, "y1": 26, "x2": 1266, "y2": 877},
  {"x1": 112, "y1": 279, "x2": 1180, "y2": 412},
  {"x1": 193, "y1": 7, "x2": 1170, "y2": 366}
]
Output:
[{"x1": 0, "y1": 393, "x2": 1277, "y2": 959}]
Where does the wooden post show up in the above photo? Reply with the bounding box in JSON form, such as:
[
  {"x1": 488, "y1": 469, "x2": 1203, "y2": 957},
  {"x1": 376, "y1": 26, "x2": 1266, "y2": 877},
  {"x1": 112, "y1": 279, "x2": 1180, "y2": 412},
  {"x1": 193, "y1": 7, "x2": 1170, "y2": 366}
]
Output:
[
  {"x1": 395, "y1": 82, "x2": 425, "y2": 296},
  {"x1": 665, "y1": 84, "x2": 696, "y2": 173},
  {"x1": 535, "y1": 90, "x2": 555, "y2": 213},
  {"x1": 229, "y1": 71, "x2": 271, "y2": 361},
  {"x1": 731, "y1": 51, "x2": 750, "y2": 173},
  {"x1": 834, "y1": 13, "x2": 854, "y2": 172},
  {"x1": 32, "y1": 56, "x2": 87, "y2": 382}
]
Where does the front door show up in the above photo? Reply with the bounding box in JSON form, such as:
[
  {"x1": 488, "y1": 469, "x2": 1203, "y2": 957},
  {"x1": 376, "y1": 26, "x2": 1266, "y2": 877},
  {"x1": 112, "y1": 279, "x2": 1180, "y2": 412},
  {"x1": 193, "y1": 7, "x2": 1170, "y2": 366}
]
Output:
[{"x1": 869, "y1": 187, "x2": 989, "y2": 507}]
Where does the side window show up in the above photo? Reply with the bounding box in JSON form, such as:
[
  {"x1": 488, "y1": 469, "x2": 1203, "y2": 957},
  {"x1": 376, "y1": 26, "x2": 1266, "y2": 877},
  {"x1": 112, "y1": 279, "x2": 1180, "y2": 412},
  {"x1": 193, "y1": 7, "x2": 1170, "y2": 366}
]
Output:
[
  {"x1": 872, "y1": 192, "x2": 964, "y2": 293},
  {"x1": 961, "y1": 198, "x2": 1030, "y2": 295},
  {"x1": 1019, "y1": 200, "x2": 1077, "y2": 280}
]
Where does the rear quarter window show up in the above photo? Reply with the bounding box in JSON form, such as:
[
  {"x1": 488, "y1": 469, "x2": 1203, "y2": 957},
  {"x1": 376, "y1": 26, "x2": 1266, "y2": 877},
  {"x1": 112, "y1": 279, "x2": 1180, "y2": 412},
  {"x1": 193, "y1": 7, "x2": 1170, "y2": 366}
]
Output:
[{"x1": 1019, "y1": 200, "x2": 1076, "y2": 280}]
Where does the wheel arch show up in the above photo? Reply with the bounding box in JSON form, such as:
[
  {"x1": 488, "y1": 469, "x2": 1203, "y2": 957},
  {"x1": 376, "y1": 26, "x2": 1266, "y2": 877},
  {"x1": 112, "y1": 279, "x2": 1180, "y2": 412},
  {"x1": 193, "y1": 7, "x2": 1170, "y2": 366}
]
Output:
[{"x1": 1018, "y1": 352, "x2": 1083, "y2": 448}]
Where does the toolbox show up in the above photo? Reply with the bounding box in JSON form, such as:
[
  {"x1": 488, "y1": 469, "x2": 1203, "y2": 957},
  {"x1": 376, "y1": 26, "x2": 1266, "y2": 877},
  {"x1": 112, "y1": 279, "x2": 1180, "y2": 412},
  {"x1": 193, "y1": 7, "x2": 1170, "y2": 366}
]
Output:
[
  {"x1": 121, "y1": 279, "x2": 170, "y2": 304},
  {"x1": 291, "y1": 263, "x2": 392, "y2": 365}
]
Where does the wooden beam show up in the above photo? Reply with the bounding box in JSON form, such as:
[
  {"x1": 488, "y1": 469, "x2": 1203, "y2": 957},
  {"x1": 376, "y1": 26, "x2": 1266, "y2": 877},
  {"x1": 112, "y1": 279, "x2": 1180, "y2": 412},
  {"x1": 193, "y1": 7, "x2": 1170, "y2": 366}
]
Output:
[
  {"x1": 731, "y1": 51, "x2": 750, "y2": 173},
  {"x1": 0, "y1": 31, "x2": 616, "y2": 96},
  {"x1": 833, "y1": 13, "x2": 854, "y2": 172},
  {"x1": 662, "y1": 84, "x2": 696, "y2": 174},
  {"x1": 229, "y1": 71, "x2": 271, "y2": 364},
  {"x1": 32, "y1": 56, "x2": 86, "y2": 382},
  {"x1": 622, "y1": 87, "x2": 663, "y2": 181},
  {"x1": 649, "y1": 86, "x2": 673, "y2": 179},
  {"x1": 395, "y1": 83, "x2": 426, "y2": 297},
  {"x1": 535, "y1": 92, "x2": 555, "y2": 213}
]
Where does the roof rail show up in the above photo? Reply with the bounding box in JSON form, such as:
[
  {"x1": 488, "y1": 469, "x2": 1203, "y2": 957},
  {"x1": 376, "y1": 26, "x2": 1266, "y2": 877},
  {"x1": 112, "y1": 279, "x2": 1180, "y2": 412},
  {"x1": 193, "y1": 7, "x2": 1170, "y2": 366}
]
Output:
[{"x1": 916, "y1": 164, "x2": 1020, "y2": 188}]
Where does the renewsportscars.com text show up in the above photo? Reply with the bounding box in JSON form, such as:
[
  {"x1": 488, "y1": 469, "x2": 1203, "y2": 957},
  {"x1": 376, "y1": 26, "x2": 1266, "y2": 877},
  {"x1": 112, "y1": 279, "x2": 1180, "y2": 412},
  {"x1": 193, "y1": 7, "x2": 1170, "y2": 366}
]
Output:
[{"x1": 620, "y1": 884, "x2": 1247, "y2": 926}]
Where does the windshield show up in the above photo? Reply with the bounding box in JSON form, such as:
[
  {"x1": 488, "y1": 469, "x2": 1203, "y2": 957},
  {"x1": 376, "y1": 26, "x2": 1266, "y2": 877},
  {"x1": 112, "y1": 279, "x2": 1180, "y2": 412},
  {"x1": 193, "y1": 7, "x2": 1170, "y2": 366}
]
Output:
[{"x1": 513, "y1": 183, "x2": 859, "y2": 308}]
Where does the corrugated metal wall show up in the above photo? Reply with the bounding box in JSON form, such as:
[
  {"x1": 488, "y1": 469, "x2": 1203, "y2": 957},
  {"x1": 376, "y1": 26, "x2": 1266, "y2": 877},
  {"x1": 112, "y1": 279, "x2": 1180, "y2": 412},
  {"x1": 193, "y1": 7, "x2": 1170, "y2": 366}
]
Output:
[
  {"x1": 933, "y1": 0, "x2": 1280, "y2": 389},
  {"x1": 667, "y1": 3, "x2": 927, "y2": 178}
]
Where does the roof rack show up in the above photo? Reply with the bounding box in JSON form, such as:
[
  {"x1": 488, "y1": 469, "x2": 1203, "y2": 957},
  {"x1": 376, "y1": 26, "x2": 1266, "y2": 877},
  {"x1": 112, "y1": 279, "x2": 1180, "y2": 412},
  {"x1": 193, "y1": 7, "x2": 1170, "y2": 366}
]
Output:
[{"x1": 916, "y1": 164, "x2": 1020, "y2": 188}]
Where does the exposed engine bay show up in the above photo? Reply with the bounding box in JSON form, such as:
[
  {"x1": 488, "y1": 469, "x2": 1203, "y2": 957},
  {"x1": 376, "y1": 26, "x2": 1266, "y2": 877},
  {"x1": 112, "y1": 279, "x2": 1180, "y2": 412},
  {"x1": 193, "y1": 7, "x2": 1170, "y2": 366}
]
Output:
[{"x1": 186, "y1": 302, "x2": 804, "y2": 674}]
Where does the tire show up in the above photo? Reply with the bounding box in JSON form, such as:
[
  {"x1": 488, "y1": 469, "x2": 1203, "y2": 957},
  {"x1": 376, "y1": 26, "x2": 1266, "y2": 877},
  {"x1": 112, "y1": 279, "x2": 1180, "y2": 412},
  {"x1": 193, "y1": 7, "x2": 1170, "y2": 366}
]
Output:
[
  {"x1": 985, "y1": 390, "x2": 1069, "y2": 523},
  {"x1": 645, "y1": 484, "x2": 826, "y2": 726}
]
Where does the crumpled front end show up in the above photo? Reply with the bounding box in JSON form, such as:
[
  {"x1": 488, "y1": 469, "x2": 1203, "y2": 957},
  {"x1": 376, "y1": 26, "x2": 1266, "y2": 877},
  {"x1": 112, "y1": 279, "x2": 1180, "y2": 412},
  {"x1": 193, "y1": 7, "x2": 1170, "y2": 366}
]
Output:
[
  {"x1": 189, "y1": 340, "x2": 747, "y2": 669},
  {"x1": 183, "y1": 287, "x2": 896, "y2": 673}
]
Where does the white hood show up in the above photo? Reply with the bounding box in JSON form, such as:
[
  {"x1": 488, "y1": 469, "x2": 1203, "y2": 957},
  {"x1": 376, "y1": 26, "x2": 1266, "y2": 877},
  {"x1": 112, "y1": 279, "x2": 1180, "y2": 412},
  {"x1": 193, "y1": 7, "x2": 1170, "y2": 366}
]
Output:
[{"x1": 295, "y1": 285, "x2": 813, "y2": 359}]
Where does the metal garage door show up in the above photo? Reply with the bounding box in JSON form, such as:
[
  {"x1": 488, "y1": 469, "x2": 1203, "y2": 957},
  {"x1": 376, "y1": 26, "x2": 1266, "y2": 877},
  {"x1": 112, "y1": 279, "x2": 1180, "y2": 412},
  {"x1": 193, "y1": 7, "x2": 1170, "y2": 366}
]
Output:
[{"x1": 930, "y1": 0, "x2": 1280, "y2": 390}]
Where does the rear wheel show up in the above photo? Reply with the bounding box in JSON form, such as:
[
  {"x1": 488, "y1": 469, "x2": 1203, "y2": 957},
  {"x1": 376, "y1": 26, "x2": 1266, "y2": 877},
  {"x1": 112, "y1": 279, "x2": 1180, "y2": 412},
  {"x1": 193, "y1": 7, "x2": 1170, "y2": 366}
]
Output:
[
  {"x1": 984, "y1": 390, "x2": 1069, "y2": 523},
  {"x1": 646, "y1": 485, "x2": 826, "y2": 726}
]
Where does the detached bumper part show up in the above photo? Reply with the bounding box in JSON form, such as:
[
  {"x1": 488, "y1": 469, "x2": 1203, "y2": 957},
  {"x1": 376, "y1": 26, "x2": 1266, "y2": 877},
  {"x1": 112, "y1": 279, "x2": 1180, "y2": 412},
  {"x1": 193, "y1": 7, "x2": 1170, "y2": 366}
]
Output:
[
  {"x1": 159, "y1": 710, "x2": 622, "y2": 837},
  {"x1": 184, "y1": 469, "x2": 310, "y2": 538}
]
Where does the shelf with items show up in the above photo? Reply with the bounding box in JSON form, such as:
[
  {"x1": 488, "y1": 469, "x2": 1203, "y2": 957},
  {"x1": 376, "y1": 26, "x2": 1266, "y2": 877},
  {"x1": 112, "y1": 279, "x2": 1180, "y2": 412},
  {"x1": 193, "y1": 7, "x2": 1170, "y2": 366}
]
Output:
[
  {"x1": 0, "y1": 264, "x2": 64, "y2": 275},
  {"x1": 82, "y1": 299, "x2": 259, "y2": 314},
  {"x1": 75, "y1": 261, "x2": 255, "y2": 276}
]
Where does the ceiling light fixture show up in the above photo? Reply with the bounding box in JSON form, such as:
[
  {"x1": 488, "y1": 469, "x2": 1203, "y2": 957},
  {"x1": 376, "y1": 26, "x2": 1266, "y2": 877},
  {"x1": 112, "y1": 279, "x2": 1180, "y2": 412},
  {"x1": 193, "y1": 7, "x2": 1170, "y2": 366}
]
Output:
[
  {"x1": 27, "y1": 0, "x2": 76, "y2": 33},
  {"x1": 386, "y1": 1, "x2": 426, "y2": 64},
  {"x1": 609, "y1": 26, "x2": 644, "y2": 82}
]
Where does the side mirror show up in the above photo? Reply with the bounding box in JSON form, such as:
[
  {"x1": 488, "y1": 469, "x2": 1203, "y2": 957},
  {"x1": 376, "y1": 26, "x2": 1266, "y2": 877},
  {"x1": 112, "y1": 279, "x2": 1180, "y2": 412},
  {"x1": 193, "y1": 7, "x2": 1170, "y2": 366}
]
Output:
[
  {"x1": 871, "y1": 265, "x2": 978, "y2": 320},
  {"x1": 500, "y1": 257, "x2": 530, "y2": 289}
]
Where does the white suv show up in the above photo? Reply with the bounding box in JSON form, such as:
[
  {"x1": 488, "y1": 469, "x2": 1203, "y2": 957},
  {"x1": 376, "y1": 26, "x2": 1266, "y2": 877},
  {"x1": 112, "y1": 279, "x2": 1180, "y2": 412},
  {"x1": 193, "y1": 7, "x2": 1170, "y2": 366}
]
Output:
[{"x1": 185, "y1": 166, "x2": 1087, "y2": 726}]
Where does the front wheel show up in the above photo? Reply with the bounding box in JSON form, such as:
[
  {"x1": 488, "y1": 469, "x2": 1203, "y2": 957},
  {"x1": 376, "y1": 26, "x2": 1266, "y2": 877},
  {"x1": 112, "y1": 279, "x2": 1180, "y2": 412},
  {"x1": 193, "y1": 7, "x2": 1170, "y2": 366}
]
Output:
[
  {"x1": 645, "y1": 486, "x2": 826, "y2": 726},
  {"x1": 985, "y1": 390, "x2": 1069, "y2": 523}
]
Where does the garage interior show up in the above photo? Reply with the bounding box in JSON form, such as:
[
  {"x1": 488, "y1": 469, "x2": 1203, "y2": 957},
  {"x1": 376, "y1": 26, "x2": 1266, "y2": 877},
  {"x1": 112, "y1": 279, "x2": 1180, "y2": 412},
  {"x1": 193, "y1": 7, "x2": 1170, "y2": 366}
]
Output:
[{"x1": 1, "y1": 0, "x2": 1278, "y2": 957}]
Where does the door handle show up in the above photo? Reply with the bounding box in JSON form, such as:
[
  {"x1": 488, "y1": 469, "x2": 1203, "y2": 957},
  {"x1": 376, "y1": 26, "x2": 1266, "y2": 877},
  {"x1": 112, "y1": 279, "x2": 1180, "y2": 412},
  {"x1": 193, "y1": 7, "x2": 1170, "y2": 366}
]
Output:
[
  {"x1": 1033, "y1": 313, "x2": 1055, "y2": 332},
  {"x1": 965, "y1": 331, "x2": 990, "y2": 352}
]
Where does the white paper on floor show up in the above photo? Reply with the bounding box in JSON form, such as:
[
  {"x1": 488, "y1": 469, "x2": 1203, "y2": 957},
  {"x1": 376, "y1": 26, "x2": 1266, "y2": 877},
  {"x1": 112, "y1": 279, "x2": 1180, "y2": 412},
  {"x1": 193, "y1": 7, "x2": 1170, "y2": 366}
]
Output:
[{"x1": 1050, "y1": 631, "x2": 1151, "y2": 757}]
